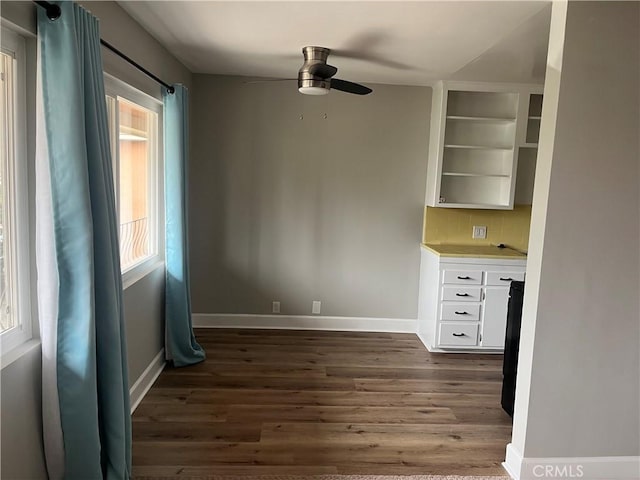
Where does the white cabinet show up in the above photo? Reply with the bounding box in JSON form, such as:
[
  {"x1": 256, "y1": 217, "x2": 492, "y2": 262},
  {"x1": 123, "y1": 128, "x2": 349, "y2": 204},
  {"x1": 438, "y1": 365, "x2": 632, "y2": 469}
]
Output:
[
  {"x1": 417, "y1": 248, "x2": 526, "y2": 352},
  {"x1": 425, "y1": 82, "x2": 543, "y2": 209}
]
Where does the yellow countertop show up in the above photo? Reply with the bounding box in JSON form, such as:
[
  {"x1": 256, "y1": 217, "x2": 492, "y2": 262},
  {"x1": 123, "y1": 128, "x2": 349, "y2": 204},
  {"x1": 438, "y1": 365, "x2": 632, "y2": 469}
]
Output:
[{"x1": 421, "y1": 243, "x2": 527, "y2": 259}]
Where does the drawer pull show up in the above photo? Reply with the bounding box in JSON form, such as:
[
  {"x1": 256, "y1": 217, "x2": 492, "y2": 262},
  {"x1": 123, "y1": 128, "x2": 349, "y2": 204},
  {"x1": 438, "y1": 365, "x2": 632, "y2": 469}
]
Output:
[
  {"x1": 457, "y1": 275, "x2": 471, "y2": 280},
  {"x1": 454, "y1": 311, "x2": 469, "y2": 315},
  {"x1": 455, "y1": 293, "x2": 470, "y2": 297},
  {"x1": 500, "y1": 277, "x2": 514, "y2": 281},
  {"x1": 452, "y1": 333, "x2": 466, "y2": 337}
]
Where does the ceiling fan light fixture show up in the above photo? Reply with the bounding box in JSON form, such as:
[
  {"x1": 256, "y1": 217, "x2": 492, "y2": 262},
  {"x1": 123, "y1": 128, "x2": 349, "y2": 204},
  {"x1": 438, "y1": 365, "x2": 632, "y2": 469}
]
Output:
[
  {"x1": 296, "y1": 45, "x2": 372, "y2": 96},
  {"x1": 298, "y1": 85, "x2": 329, "y2": 95}
]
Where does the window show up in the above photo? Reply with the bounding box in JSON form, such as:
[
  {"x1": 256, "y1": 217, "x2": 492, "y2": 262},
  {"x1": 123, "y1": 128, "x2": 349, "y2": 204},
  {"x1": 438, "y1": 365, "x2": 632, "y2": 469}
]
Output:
[
  {"x1": 105, "y1": 76, "x2": 163, "y2": 286},
  {"x1": 0, "y1": 27, "x2": 32, "y2": 354},
  {"x1": 114, "y1": 98, "x2": 156, "y2": 270}
]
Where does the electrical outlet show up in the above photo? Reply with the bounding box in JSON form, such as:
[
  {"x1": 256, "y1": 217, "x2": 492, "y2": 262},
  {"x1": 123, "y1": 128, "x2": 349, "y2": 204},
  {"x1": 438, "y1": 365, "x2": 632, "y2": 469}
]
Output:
[
  {"x1": 272, "y1": 301, "x2": 280, "y2": 314},
  {"x1": 472, "y1": 225, "x2": 487, "y2": 239},
  {"x1": 312, "y1": 301, "x2": 321, "y2": 315}
]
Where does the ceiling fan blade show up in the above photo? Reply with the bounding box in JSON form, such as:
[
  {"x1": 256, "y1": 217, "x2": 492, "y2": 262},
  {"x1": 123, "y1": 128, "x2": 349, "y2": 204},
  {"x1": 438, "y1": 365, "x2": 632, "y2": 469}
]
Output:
[
  {"x1": 308, "y1": 63, "x2": 338, "y2": 79},
  {"x1": 330, "y1": 78, "x2": 372, "y2": 95}
]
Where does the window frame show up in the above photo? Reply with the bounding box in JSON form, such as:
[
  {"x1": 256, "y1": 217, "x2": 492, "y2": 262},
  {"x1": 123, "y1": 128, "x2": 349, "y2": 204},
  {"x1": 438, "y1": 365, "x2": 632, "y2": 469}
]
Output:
[
  {"x1": 0, "y1": 26, "x2": 33, "y2": 357},
  {"x1": 104, "y1": 74, "x2": 164, "y2": 289}
]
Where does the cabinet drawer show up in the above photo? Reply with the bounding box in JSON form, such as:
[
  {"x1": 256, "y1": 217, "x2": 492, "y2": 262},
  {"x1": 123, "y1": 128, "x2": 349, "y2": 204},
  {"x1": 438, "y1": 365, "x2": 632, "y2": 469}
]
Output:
[
  {"x1": 439, "y1": 323, "x2": 479, "y2": 347},
  {"x1": 442, "y1": 270, "x2": 483, "y2": 285},
  {"x1": 441, "y1": 303, "x2": 481, "y2": 321},
  {"x1": 486, "y1": 271, "x2": 525, "y2": 285},
  {"x1": 442, "y1": 286, "x2": 482, "y2": 302}
]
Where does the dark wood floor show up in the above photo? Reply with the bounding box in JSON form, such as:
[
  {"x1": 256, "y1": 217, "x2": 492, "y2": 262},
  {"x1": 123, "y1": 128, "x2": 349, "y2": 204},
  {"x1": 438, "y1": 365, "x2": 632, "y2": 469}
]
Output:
[{"x1": 132, "y1": 329, "x2": 511, "y2": 477}]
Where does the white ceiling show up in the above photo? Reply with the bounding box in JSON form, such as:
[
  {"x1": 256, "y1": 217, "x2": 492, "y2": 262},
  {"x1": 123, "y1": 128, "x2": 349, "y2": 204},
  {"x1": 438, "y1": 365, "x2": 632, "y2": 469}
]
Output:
[{"x1": 119, "y1": 1, "x2": 551, "y2": 86}]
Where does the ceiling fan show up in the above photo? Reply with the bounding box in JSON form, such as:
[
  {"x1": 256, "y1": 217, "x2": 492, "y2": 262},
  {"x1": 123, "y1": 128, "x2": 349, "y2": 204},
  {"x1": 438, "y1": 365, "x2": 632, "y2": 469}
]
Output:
[{"x1": 298, "y1": 46, "x2": 372, "y2": 96}]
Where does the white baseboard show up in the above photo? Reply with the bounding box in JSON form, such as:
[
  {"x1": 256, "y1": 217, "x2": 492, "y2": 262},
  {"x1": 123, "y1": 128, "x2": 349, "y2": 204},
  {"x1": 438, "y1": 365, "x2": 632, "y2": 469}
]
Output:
[
  {"x1": 417, "y1": 332, "x2": 433, "y2": 351},
  {"x1": 504, "y1": 443, "x2": 524, "y2": 479},
  {"x1": 504, "y1": 443, "x2": 640, "y2": 480},
  {"x1": 129, "y1": 349, "x2": 165, "y2": 414},
  {"x1": 192, "y1": 313, "x2": 417, "y2": 333}
]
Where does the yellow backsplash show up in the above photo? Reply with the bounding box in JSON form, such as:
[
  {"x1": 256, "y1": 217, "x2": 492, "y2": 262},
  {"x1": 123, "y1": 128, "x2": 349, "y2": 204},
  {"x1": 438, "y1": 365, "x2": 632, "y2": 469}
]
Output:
[{"x1": 422, "y1": 205, "x2": 532, "y2": 252}]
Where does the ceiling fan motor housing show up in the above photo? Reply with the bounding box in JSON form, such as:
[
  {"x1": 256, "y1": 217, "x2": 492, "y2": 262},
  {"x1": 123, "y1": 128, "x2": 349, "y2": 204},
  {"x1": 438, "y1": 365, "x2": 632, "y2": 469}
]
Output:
[{"x1": 298, "y1": 46, "x2": 331, "y2": 93}]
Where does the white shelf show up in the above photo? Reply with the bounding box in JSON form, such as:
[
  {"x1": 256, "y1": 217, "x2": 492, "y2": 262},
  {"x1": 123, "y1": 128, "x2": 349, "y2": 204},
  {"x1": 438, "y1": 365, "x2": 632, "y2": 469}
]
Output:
[
  {"x1": 436, "y1": 202, "x2": 513, "y2": 210},
  {"x1": 444, "y1": 144, "x2": 513, "y2": 151},
  {"x1": 446, "y1": 115, "x2": 516, "y2": 123},
  {"x1": 528, "y1": 116, "x2": 542, "y2": 120},
  {"x1": 442, "y1": 172, "x2": 510, "y2": 178}
]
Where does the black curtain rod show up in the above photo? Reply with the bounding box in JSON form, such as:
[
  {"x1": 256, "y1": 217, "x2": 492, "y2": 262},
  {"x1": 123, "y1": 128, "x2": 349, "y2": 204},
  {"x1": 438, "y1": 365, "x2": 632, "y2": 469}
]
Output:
[
  {"x1": 34, "y1": 1, "x2": 175, "y2": 94},
  {"x1": 99, "y1": 39, "x2": 175, "y2": 94}
]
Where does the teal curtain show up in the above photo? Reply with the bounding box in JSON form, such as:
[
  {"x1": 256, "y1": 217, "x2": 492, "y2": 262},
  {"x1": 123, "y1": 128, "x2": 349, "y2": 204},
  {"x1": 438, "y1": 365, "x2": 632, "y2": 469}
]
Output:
[
  {"x1": 164, "y1": 85, "x2": 206, "y2": 367},
  {"x1": 37, "y1": 2, "x2": 131, "y2": 479}
]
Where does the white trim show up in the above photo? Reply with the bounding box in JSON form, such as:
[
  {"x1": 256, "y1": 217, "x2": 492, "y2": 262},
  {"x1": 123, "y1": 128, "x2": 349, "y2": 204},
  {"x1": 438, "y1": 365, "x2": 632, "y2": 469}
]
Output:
[
  {"x1": 504, "y1": 443, "x2": 525, "y2": 479},
  {"x1": 0, "y1": 25, "x2": 33, "y2": 356},
  {"x1": 192, "y1": 313, "x2": 417, "y2": 333},
  {"x1": 104, "y1": 74, "x2": 165, "y2": 285},
  {"x1": 443, "y1": 80, "x2": 544, "y2": 94},
  {"x1": 129, "y1": 349, "x2": 165, "y2": 414},
  {"x1": 104, "y1": 73, "x2": 163, "y2": 109},
  {"x1": 0, "y1": 338, "x2": 40, "y2": 370},
  {"x1": 122, "y1": 258, "x2": 164, "y2": 290},
  {"x1": 504, "y1": 443, "x2": 640, "y2": 480},
  {"x1": 0, "y1": 18, "x2": 36, "y2": 39}
]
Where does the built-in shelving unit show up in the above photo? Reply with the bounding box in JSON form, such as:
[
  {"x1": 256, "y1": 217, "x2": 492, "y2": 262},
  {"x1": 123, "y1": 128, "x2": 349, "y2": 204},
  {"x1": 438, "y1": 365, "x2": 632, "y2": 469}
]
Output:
[
  {"x1": 524, "y1": 93, "x2": 543, "y2": 146},
  {"x1": 514, "y1": 93, "x2": 544, "y2": 204},
  {"x1": 425, "y1": 82, "x2": 544, "y2": 209}
]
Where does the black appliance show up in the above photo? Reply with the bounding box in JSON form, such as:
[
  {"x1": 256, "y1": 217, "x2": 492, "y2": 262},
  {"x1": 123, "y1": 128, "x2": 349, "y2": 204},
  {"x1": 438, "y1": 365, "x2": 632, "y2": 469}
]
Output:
[{"x1": 501, "y1": 280, "x2": 525, "y2": 417}]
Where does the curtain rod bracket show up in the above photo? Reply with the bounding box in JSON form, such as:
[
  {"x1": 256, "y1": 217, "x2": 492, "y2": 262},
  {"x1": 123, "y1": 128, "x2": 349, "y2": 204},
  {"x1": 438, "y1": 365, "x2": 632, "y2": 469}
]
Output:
[{"x1": 35, "y1": 1, "x2": 61, "y2": 20}]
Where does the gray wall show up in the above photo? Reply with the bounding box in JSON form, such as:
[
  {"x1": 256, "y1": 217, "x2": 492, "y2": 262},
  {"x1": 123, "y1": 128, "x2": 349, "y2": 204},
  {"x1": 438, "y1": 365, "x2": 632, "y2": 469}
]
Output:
[
  {"x1": 190, "y1": 75, "x2": 430, "y2": 318},
  {"x1": 1, "y1": 345, "x2": 47, "y2": 479},
  {"x1": 0, "y1": 2, "x2": 192, "y2": 478},
  {"x1": 512, "y1": 0, "x2": 639, "y2": 464}
]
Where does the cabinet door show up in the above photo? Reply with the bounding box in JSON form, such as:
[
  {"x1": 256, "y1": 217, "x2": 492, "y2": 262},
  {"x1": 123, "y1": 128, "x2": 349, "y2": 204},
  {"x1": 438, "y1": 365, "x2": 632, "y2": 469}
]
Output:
[{"x1": 481, "y1": 287, "x2": 510, "y2": 348}]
